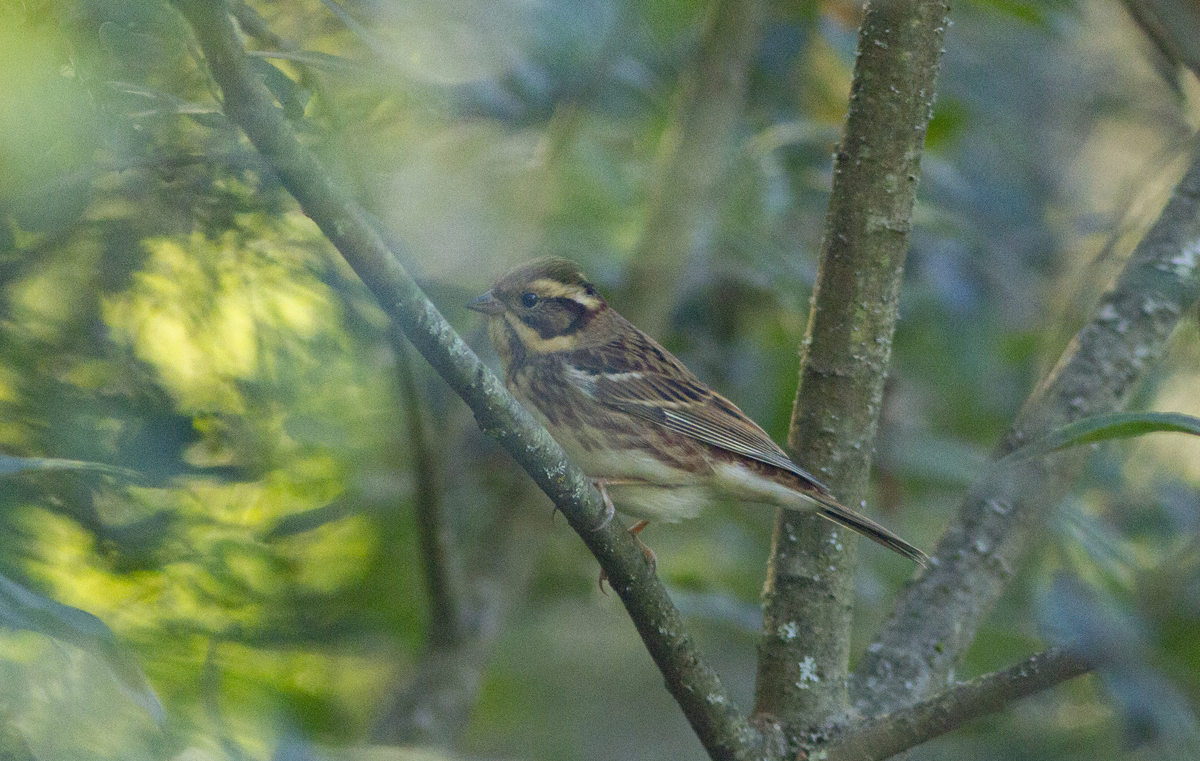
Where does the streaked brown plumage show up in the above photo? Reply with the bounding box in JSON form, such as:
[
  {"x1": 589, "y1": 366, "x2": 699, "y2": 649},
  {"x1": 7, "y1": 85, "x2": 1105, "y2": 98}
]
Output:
[{"x1": 468, "y1": 257, "x2": 927, "y2": 566}]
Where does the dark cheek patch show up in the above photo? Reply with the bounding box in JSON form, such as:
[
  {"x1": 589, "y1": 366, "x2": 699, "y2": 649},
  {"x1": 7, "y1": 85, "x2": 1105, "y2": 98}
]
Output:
[{"x1": 522, "y1": 297, "x2": 591, "y2": 339}]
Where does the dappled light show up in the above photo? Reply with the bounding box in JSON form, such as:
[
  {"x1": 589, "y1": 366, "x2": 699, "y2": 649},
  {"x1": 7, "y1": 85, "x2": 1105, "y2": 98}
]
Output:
[{"x1": 2, "y1": 0, "x2": 1200, "y2": 759}]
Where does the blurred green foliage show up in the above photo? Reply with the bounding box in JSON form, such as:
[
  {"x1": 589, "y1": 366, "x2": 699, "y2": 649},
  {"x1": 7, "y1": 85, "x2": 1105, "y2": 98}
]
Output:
[{"x1": 1, "y1": 0, "x2": 1199, "y2": 759}]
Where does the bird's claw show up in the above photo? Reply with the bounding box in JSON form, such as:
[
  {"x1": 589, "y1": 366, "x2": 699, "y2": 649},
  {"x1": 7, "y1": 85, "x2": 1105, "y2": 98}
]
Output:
[
  {"x1": 629, "y1": 520, "x2": 656, "y2": 574},
  {"x1": 597, "y1": 519, "x2": 656, "y2": 593},
  {"x1": 591, "y1": 480, "x2": 616, "y2": 531}
]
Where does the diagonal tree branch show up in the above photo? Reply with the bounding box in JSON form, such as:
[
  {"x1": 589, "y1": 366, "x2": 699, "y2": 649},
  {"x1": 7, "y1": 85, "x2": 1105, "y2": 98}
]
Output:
[
  {"x1": 172, "y1": 2, "x2": 762, "y2": 758},
  {"x1": 753, "y1": 0, "x2": 949, "y2": 740},
  {"x1": 852, "y1": 146, "x2": 1200, "y2": 716},
  {"x1": 822, "y1": 648, "x2": 1096, "y2": 761}
]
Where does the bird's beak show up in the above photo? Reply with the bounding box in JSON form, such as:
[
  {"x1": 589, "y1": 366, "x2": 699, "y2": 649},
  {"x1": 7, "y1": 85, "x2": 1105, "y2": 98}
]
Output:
[{"x1": 466, "y1": 290, "x2": 504, "y2": 315}]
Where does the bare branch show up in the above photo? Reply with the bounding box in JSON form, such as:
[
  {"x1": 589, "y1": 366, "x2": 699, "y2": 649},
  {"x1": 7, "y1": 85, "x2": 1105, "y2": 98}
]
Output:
[
  {"x1": 394, "y1": 337, "x2": 461, "y2": 649},
  {"x1": 852, "y1": 146, "x2": 1200, "y2": 715},
  {"x1": 620, "y1": 0, "x2": 765, "y2": 334},
  {"x1": 754, "y1": 0, "x2": 949, "y2": 738},
  {"x1": 371, "y1": 489, "x2": 543, "y2": 745},
  {"x1": 172, "y1": 2, "x2": 762, "y2": 757},
  {"x1": 822, "y1": 649, "x2": 1095, "y2": 761}
]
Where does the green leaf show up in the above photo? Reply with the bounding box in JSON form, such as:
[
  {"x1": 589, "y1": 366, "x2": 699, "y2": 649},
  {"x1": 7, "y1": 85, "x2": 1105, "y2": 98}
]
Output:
[
  {"x1": 999, "y1": 412, "x2": 1200, "y2": 465},
  {"x1": 0, "y1": 572, "x2": 164, "y2": 723},
  {"x1": 315, "y1": 0, "x2": 392, "y2": 59},
  {"x1": 263, "y1": 497, "x2": 357, "y2": 540},
  {"x1": 246, "y1": 50, "x2": 368, "y2": 76},
  {"x1": 249, "y1": 58, "x2": 311, "y2": 121},
  {"x1": 105, "y1": 81, "x2": 223, "y2": 118},
  {"x1": 98, "y1": 21, "x2": 186, "y2": 76},
  {"x1": 0, "y1": 454, "x2": 142, "y2": 480}
]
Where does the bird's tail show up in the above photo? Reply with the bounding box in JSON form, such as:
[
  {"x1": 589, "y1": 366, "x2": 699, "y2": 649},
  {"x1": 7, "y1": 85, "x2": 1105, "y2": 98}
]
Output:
[{"x1": 807, "y1": 491, "x2": 929, "y2": 566}]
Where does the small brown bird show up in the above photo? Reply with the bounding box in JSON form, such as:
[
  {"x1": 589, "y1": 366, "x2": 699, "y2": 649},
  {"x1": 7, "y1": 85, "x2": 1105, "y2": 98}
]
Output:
[{"x1": 468, "y1": 257, "x2": 927, "y2": 566}]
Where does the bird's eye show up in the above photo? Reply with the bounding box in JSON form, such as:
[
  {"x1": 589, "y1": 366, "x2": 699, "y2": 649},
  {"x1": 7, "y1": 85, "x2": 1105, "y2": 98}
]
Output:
[{"x1": 520, "y1": 292, "x2": 539, "y2": 308}]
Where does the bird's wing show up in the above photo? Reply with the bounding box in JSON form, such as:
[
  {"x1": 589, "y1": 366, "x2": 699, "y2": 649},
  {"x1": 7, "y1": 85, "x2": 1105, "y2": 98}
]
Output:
[{"x1": 563, "y1": 336, "x2": 828, "y2": 489}]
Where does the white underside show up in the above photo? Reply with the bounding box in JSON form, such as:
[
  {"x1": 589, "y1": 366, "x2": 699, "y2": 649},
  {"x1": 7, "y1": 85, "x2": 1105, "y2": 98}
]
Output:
[
  {"x1": 513, "y1": 381, "x2": 818, "y2": 523},
  {"x1": 598, "y1": 460, "x2": 817, "y2": 523},
  {"x1": 602, "y1": 483, "x2": 712, "y2": 522}
]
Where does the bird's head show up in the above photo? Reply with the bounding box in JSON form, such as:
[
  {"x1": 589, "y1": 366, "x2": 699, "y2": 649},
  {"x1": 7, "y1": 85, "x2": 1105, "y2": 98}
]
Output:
[{"x1": 468, "y1": 258, "x2": 610, "y2": 360}]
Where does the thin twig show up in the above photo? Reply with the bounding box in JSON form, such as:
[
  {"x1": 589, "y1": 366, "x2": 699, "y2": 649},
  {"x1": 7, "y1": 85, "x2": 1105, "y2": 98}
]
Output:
[
  {"x1": 394, "y1": 335, "x2": 461, "y2": 648},
  {"x1": 371, "y1": 482, "x2": 544, "y2": 745},
  {"x1": 172, "y1": 3, "x2": 761, "y2": 758},
  {"x1": 821, "y1": 649, "x2": 1095, "y2": 761},
  {"x1": 620, "y1": 0, "x2": 765, "y2": 334}
]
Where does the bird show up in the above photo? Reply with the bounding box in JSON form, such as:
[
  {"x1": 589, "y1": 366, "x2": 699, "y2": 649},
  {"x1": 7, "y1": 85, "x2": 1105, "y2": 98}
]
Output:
[{"x1": 467, "y1": 257, "x2": 927, "y2": 568}]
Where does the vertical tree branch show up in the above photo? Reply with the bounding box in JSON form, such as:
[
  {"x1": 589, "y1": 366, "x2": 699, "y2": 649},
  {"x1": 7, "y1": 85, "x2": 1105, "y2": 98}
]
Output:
[
  {"x1": 173, "y1": 2, "x2": 763, "y2": 757},
  {"x1": 394, "y1": 336, "x2": 461, "y2": 648},
  {"x1": 753, "y1": 0, "x2": 949, "y2": 740},
  {"x1": 371, "y1": 484, "x2": 543, "y2": 746},
  {"x1": 620, "y1": 0, "x2": 765, "y2": 334},
  {"x1": 852, "y1": 147, "x2": 1200, "y2": 716}
]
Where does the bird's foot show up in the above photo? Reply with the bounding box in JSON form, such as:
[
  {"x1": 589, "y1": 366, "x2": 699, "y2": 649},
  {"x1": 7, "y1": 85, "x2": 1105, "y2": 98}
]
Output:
[
  {"x1": 598, "y1": 519, "x2": 657, "y2": 593},
  {"x1": 629, "y1": 520, "x2": 657, "y2": 573},
  {"x1": 591, "y1": 480, "x2": 617, "y2": 531}
]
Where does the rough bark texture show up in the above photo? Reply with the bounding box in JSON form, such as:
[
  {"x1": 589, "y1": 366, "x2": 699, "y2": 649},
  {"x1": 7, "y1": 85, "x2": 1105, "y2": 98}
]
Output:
[
  {"x1": 852, "y1": 147, "x2": 1200, "y2": 716},
  {"x1": 174, "y1": 2, "x2": 763, "y2": 758},
  {"x1": 752, "y1": 0, "x2": 949, "y2": 744},
  {"x1": 823, "y1": 649, "x2": 1095, "y2": 761}
]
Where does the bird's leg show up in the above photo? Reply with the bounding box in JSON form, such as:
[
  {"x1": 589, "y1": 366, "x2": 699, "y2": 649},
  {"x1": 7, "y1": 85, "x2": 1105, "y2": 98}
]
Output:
[
  {"x1": 588, "y1": 477, "x2": 651, "y2": 530},
  {"x1": 591, "y1": 479, "x2": 617, "y2": 531},
  {"x1": 598, "y1": 519, "x2": 657, "y2": 593},
  {"x1": 628, "y1": 520, "x2": 657, "y2": 573}
]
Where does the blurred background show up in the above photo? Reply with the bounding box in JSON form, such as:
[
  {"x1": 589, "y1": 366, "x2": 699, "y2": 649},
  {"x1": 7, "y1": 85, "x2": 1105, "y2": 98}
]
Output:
[{"x1": 2, "y1": 0, "x2": 1200, "y2": 758}]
